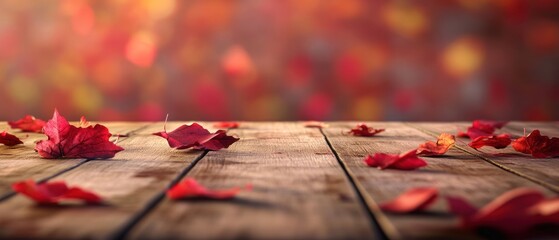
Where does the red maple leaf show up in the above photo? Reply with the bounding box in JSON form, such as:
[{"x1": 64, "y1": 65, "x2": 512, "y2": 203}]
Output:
[
  {"x1": 512, "y1": 130, "x2": 559, "y2": 158},
  {"x1": 12, "y1": 179, "x2": 102, "y2": 204},
  {"x1": 35, "y1": 109, "x2": 124, "y2": 159},
  {"x1": 380, "y1": 187, "x2": 439, "y2": 213},
  {"x1": 416, "y1": 133, "x2": 455, "y2": 156},
  {"x1": 0, "y1": 131, "x2": 23, "y2": 146},
  {"x1": 8, "y1": 115, "x2": 46, "y2": 133},
  {"x1": 364, "y1": 150, "x2": 427, "y2": 170},
  {"x1": 446, "y1": 188, "x2": 559, "y2": 237},
  {"x1": 348, "y1": 123, "x2": 385, "y2": 137},
  {"x1": 153, "y1": 123, "x2": 239, "y2": 151},
  {"x1": 213, "y1": 121, "x2": 240, "y2": 129},
  {"x1": 469, "y1": 134, "x2": 512, "y2": 149},
  {"x1": 458, "y1": 120, "x2": 508, "y2": 139},
  {"x1": 167, "y1": 178, "x2": 251, "y2": 200}
]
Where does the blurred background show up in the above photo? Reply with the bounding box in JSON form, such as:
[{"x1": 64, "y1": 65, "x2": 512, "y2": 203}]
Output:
[{"x1": 0, "y1": 0, "x2": 558, "y2": 121}]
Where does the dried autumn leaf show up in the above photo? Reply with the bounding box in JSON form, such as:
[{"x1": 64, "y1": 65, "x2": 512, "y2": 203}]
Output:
[
  {"x1": 417, "y1": 133, "x2": 455, "y2": 156},
  {"x1": 8, "y1": 115, "x2": 46, "y2": 133},
  {"x1": 364, "y1": 150, "x2": 427, "y2": 170},
  {"x1": 12, "y1": 179, "x2": 102, "y2": 204},
  {"x1": 154, "y1": 123, "x2": 239, "y2": 151},
  {"x1": 0, "y1": 131, "x2": 23, "y2": 146},
  {"x1": 458, "y1": 120, "x2": 508, "y2": 139},
  {"x1": 348, "y1": 123, "x2": 385, "y2": 137},
  {"x1": 304, "y1": 121, "x2": 329, "y2": 128},
  {"x1": 167, "y1": 178, "x2": 251, "y2": 200},
  {"x1": 35, "y1": 110, "x2": 124, "y2": 159},
  {"x1": 469, "y1": 134, "x2": 512, "y2": 149},
  {"x1": 213, "y1": 121, "x2": 240, "y2": 129},
  {"x1": 446, "y1": 188, "x2": 559, "y2": 237},
  {"x1": 512, "y1": 130, "x2": 559, "y2": 158},
  {"x1": 381, "y1": 187, "x2": 439, "y2": 213}
]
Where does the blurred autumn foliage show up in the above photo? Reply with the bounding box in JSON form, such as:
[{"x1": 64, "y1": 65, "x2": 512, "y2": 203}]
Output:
[{"x1": 0, "y1": 0, "x2": 558, "y2": 121}]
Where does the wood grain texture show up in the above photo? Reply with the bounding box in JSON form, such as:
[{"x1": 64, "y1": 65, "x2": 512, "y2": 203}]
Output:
[
  {"x1": 322, "y1": 122, "x2": 556, "y2": 239},
  {"x1": 129, "y1": 122, "x2": 378, "y2": 240},
  {"x1": 0, "y1": 122, "x2": 206, "y2": 239},
  {"x1": 411, "y1": 122, "x2": 559, "y2": 192},
  {"x1": 0, "y1": 122, "x2": 147, "y2": 197}
]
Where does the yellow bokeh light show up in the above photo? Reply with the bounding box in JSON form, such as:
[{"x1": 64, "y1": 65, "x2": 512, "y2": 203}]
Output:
[
  {"x1": 442, "y1": 38, "x2": 484, "y2": 78},
  {"x1": 8, "y1": 75, "x2": 40, "y2": 105},
  {"x1": 383, "y1": 3, "x2": 428, "y2": 38},
  {"x1": 351, "y1": 96, "x2": 381, "y2": 120},
  {"x1": 71, "y1": 84, "x2": 103, "y2": 114},
  {"x1": 142, "y1": 0, "x2": 176, "y2": 20}
]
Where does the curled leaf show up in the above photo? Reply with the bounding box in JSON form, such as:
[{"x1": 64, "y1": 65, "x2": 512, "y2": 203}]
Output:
[
  {"x1": 35, "y1": 109, "x2": 124, "y2": 159},
  {"x1": 154, "y1": 123, "x2": 239, "y2": 151},
  {"x1": 458, "y1": 120, "x2": 508, "y2": 139},
  {"x1": 213, "y1": 122, "x2": 240, "y2": 129},
  {"x1": 304, "y1": 121, "x2": 329, "y2": 128},
  {"x1": 8, "y1": 115, "x2": 46, "y2": 133},
  {"x1": 447, "y1": 188, "x2": 559, "y2": 237},
  {"x1": 417, "y1": 133, "x2": 455, "y2": 156},
  {"x1": 512, "y1": 130, "x2": 559, "y2": 158},
  {"x1": 364, "y1": 150, "x2": 427, "y2": 170},
  {"x1": 348, "y1": 123, "x2": 384, "y2": 137},
  {"x1": 0, "y1": 131, "x2": 23, "y2": 146},
  {"x1": 12, "y1": 179, "x2": 102, "y2": 204},
  {"x1": 167, "y1": 178, "x2": 251, "y2": 200},
  {"x1": 468, "y1": 134, "x2": 512, "y2": 149},
  {"x1": 381, "y1": 187, "x2": 439, "y2": 213}
]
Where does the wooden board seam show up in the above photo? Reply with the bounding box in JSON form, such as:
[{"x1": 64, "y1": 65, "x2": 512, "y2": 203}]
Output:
[{"x1": 319, "y1": 128, "x2": 398, "y2": 240}]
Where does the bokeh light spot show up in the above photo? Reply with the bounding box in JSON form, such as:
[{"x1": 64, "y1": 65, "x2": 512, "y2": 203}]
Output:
[
  {"x1": 442, "y1": 38, "x2": 484, "y2": 79},
  {"x1": 383, "y1": 3, "x2": 428, "y2": 38},
  {"x1": 126, "y1": 31, "x2": 157, "y2": 67},
  {"x1": 71, "y1": 84, "x2": 103, "y2": 115},
  {"x1": 8, "y1": 76, "x2": 40, "y2": 105}
]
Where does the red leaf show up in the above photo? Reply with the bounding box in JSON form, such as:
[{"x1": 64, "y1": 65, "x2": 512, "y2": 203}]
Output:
[
  {"x1": 530, "y1": 198, "x2": 559, "y2": 223},
  {"x1": 364, "y1": 150, "x2": 427, "y2": 170},
  {"x1": 35, "y1": 109, "x2": 124, "y2": 159},
  {"x1": 0, "y1": 131, "x2": 23, "y2": 146},
  {"x1": 348, "y1": 123, "x2": 384, "y2": 137},
  {"x1": 304, "y1": 121, "x2": 329, "y2": 128},
  {"x1": 512, "y1": 130, "x2": 559, "y2": 158},
  {"x1": 417, "y1": 133, "x2": 455, "y2": 155},
  {"x1": 381, "y1": 187, "x2": 439, "y2": 213},
  {"x1": 447, "y1": 188, "x2": 559, "y2": 237},
  {"x1": 213, "y1": 121, "x2": 240, "y2": 129},
  {"x1": 469, "y1": 134, "x2": 512, "y2": 149},
  {"x1": 154, "y1": 123, "x2": 239, "y2": 151},
  {"x1": 167, "y1": 178, "x2": 251, "y2": 200},
  {"x1": 12, "y1": 179, "x2": 102, "y2": 204},
  {"x1": 8, "y1": 115, "x2": 46, "y2": 133},
  {"x1": 458, "y1": 120, "x2": 508, "y2": 139}
]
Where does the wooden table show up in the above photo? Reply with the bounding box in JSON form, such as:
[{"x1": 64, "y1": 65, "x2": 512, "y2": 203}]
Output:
[{"x1": 0, "y1": 121, "x2": 558, "y2": 239}]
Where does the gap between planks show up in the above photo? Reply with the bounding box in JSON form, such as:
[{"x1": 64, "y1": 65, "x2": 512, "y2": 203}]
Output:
[
  {"x1": 110, "y1": 126, "x2": 237, "y2": 239},
  {"x1": 404, "y1": 123, "x2": 559, "y2": 194},
  {"x1": 0, "y1": 123, "x2": 153, "y2": 203},
  {"x1": 319, "y1": 128, "x2": 394, "y2": 240},
  {"x1": 109, "y1": 150, "x2": 209, "y2": 240}
]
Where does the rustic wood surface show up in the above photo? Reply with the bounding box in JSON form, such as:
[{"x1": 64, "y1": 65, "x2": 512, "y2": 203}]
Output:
[{"x1": 0, "y1": 121, "x2": 557, "y2": 240}]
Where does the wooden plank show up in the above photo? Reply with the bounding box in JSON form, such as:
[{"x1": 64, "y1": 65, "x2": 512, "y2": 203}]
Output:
[
  {"x1": 0, "y1": 122, "x2": 208, "y2": 239},
  {"x1": 0, "y1": 122, "x2": 148, "y2": 197},
  {"x1": 411, "y1": 122, "x2": 559, "y2": 192},
  {"x1": 322, "y1": 122, "x2": 556, "y2": 239},
  {"x1": 129, "y1": 122, "x2": 377, "y2": 239}
]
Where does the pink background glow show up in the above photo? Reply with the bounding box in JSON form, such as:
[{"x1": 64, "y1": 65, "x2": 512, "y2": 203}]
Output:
[{"x1": 0, "y1": 0, "x2": 558, "y2": 121}]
